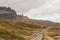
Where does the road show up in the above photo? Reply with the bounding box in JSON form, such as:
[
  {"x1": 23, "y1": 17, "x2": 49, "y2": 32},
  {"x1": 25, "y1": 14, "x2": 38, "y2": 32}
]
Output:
[{"x1": 31, "y1": 28, "x2": 47, "y2": 40}]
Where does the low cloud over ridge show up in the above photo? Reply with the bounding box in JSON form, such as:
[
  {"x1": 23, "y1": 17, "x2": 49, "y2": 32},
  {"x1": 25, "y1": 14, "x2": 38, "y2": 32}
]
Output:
[{"x1": 0, "y1": 0, "x2": 60, "y2": 22}]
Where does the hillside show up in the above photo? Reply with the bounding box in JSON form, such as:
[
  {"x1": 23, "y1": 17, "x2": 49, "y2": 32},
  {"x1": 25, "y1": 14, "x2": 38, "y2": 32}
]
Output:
[
  {"x1": 0, "y1": 7, "x2": 60, "y2": 27},
  {"x1": 43, "y1": 27, "x2": 60, "y2": 40},
  {"x1": 16, "y1": 15, "x2": 60, "y2": 26},
  {"x1": 0, "y1": 20, "x2": 41, "y2": 40},
  {"x1": 0, "y1": 7, "x2": 60, "y2": 40}
]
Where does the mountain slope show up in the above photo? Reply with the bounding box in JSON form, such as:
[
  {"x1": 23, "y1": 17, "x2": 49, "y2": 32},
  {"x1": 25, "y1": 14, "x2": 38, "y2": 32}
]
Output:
[
  {"x1": 0, "y1": 20, "x2": 41, "y2": 40},
  {"x1": 0, "y1": 7, "x2": 60, "y2": 27},
  {"x1": 15, "y1": 15, "x2": 60, "y2": 26}
]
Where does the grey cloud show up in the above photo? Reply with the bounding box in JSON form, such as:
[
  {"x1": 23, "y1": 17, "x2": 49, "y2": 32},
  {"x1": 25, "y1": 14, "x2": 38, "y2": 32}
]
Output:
[
  {"x1": 24, "y1": 0, "x2": 60, "y2": 16},
  {"x1": 0, "y1": 0, "x2": 60, "y2": 22},
  {"x1": 0, "y1": 0, "x2": 48, "y2": 13},
  {"x1": 24, "y1": 0, "x2": 60, "y2": 22}
]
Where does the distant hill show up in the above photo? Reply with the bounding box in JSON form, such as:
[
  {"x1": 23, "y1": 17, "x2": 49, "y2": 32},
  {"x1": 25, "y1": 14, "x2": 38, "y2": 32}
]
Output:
[
  {"x1": 16, "y1": 15, "x2": 60, "y2": 26},
  {"x1": 0, "y1": 7, "x2": 60, "y2": 27}
]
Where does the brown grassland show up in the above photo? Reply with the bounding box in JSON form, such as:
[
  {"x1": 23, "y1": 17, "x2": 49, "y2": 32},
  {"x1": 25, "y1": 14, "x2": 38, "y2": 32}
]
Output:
[{"x1": 0, "y1": 20, "x2": 41, "y2": 40}]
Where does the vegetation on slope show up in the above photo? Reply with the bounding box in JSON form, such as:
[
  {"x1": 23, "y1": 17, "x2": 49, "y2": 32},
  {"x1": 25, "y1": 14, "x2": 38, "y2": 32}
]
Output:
[
  {"x1": 43, "y1": 27, "x2": 60, "y2": 40},
  {"x1": 0, "y1": 20, "x2": 41, "y2": 40}
]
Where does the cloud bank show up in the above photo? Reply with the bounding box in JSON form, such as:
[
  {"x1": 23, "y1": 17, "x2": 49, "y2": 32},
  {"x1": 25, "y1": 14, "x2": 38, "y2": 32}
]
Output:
[
  {"x1": 24, "y1": 0, "x2": 60, "y2": 22},
  {"x1": 0, "y1": 0, "x2": 60, "y2": 22}
]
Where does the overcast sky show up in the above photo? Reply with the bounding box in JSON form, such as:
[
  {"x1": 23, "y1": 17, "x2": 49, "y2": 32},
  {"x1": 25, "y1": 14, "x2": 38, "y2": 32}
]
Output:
[{"x1": 0, "y1": 0, "x2": 60, "y2": 22}]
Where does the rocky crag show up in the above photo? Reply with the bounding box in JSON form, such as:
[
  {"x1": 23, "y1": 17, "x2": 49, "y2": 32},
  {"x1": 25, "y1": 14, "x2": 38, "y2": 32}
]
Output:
[{"x1": 0, "y1": 7, "x2": 17, "y2": 19}]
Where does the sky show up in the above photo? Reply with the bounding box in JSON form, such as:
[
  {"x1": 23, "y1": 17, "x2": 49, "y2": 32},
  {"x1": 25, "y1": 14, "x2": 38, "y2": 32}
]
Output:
[{"x1": 0, "y1": 0, "x2": 60, "y2": 22}]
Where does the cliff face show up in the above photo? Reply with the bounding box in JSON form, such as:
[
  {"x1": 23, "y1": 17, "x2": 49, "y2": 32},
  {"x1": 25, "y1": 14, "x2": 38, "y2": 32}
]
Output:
[{"x1": 0, "y1": 7, "x2": 17, "y2": 19}]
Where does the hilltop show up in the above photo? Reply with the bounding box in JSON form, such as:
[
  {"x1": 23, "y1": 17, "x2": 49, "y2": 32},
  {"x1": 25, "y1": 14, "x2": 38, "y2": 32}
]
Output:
[
  {"x1": 0, "y1": 7, "x2": 17, "y2": 19},
  {"x1": 0, "y1": 7, "x2": 60, "y2": 27},
  {"x1": 16, "y1": 15, "x2": 60, "y2": 26}
]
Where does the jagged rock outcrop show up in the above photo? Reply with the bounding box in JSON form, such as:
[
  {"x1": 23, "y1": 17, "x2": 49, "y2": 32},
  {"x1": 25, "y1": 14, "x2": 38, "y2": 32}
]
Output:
[{"x1": 0, "y1": 7, "x2": 17, "y2": 19}]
